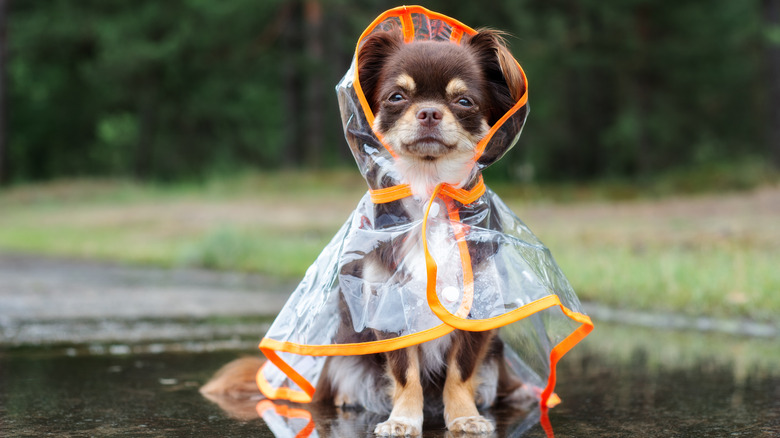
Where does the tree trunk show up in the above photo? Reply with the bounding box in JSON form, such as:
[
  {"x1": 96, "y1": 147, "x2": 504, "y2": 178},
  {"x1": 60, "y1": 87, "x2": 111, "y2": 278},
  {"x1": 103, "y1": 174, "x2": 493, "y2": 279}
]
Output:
[
  {"x1": 765, "y1": 0, "x2": 780, "y2": 167},
  {"x1": 135, "y1": 89, "x2": 155, "y2": 179},
  {"x1": 328, "y1": 10, "x2": 354, "y2": 164},
  {"x1": 0, "y1": 0, "x2": 9, "y2": 185},
  {"x1": 563, "y1": 0, "x2": 590, "y2": 178},
  {"x1": 633, "y1": 4, "x2": 653, "y2": 176},
  {"x1": 303, "y1": 0, "x2": 324, "y2": 168},
  {"x1": 281, "y1": 0, "x2": 303, "y2": 167}
]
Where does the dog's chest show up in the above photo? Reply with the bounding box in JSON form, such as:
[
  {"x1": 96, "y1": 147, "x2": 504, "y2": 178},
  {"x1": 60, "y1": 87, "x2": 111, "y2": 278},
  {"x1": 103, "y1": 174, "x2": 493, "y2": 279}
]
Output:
[{"x1": 418, "y1": 332, "x2": 453, "y2": 376}]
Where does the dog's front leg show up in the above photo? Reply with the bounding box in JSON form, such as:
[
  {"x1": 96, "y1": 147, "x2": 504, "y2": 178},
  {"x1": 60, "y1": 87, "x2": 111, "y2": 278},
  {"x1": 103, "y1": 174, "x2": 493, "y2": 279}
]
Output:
[
  {"x1": 443, "y1": 330, "x2": 496, "y2": 434},
  {"x1": 374, "y1": 346, "x2": 423, "y2": 436}
]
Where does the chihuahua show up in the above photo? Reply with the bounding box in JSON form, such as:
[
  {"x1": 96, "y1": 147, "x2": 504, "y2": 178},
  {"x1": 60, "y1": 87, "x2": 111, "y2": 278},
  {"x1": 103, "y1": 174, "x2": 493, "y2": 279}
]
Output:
[
  {"x1": 201, "y1": 28, "x2": 531, "y2": 437},
  {"x1": 315, "y1": 29, "x2": 530, "y2": 436}
]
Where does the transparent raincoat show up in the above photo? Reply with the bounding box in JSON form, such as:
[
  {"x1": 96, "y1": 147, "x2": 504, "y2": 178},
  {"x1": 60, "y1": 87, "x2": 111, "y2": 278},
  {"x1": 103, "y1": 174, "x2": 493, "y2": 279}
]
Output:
[{"x1": 257, "y1": 5, "x2": 593, "y2": 413}]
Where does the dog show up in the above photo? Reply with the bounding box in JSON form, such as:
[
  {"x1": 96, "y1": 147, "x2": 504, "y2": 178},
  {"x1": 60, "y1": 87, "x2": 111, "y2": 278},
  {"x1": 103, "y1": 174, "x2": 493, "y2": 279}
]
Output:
[
  {"x1": 319, "y1": 29, "x2": 529, "y2": 436},
  {"x1": 202, "y1": 28, "x2": 532, "y2": 436}
]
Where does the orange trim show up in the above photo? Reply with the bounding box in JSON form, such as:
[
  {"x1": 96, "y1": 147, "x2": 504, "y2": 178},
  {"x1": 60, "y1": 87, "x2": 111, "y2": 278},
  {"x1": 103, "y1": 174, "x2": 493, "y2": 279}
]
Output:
[
  {"x1": 473, "y1": 58, "x2": 529, "y2": 162},
  {"x1": 440, "y1": 175, "x2": 486, "y2": 204},
  {"x1": 541, "y1": 306, "x2": 594, "y2": 410},
  {"x1": 446, "y1": 202, "x2": 474, "y2": 318},
  {"x1": 540, "y1": 408, "x2": 555, "y2": 438},
  {"x1": 450, "y1": 27, "x2": 464, "y2": 43},
  {"x1": 352, "y1": 68, "x2": 374, "y2": 127},
  {"x1": 400, "y1": 8, "x2": 415, "y2": 43},
  {"x1": 400, "y1": 6, "x2": 479, "y2": 35},
  {"x1": 374, "y1": 131, "x2": 399, "y2": 159},
  {"x1": 258, "y1": 295, "x2": 592, "y2": 408},
  {"x1": 260, "y1": 322, "x2": 455, "y2": 357},
  {"x1": 258, "y1": 297, "x2": 589, "y2": 356},
  {"x1": 256, "y1": 400, "x2": 316, "y2": 438},
  {"x1": 369, "y1": 175, "x2": 485, "y2": 205},
  {"x1": 369, "y1": 184, "x2": 413, "y2": 203},
  {"x1": 256, "y1": 399, "x2": 313, "y2": 420},
  {"x1": 257, "y1": 350, "x2": 316, "y2": 403}
]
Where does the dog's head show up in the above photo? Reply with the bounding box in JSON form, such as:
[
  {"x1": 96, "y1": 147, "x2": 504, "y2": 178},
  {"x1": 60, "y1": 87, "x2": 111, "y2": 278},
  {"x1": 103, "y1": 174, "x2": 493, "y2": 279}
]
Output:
[{"x1": 358, "y1": 30, "x2": 525, "y2": 196}]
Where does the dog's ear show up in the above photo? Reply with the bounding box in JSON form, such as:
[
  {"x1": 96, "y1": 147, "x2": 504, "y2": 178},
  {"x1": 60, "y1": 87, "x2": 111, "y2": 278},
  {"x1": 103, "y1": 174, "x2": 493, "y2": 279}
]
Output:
[
  {"x1": 465, "y1": 29, "x2": 525, "y2": 125},
  {"x1": 358, "y1": 31, "x2": 404, "y2": 113}
]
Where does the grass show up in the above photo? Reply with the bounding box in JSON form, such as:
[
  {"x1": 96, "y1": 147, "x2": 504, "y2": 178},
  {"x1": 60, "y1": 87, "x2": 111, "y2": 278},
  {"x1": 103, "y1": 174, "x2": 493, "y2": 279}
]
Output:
[
  {"x1": 1, "y1": 169, "x2": 778, "y2": 323},
  {"x1": 0, "y1": 171, "x2": 364, "y2": 274},
  {"x1": 503, "y1": 184, "x2": 780, "y2": 323}
]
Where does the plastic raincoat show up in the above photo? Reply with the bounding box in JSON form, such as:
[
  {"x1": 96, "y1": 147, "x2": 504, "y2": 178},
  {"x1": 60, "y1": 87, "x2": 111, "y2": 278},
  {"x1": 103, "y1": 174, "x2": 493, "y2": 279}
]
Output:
[{"x1": 257, "y1": 5, "x2": 593, "y2": 413}]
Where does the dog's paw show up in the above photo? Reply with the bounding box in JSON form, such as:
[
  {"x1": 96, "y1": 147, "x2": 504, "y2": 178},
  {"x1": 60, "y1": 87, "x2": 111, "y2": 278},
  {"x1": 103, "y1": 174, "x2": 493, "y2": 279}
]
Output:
[
  {"x1": 447, "y1": 416, "x2": 495, "y2": 434},
  {"x1": 374, "y1": 416, "x2": 422, "y2": 436}
]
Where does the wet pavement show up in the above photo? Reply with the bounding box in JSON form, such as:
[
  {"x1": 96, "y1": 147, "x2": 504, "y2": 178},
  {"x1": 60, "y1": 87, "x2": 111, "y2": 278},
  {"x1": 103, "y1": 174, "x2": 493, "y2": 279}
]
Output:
[
  {"x1": 0, "y1": 253, "x2": 292, "y2": 347},
  {"x1": 3, "y1": 324, "x2": 779, "y2": 437},
  {"x1": 1, "y1": 254, "x2": 779, "y2": 437}
]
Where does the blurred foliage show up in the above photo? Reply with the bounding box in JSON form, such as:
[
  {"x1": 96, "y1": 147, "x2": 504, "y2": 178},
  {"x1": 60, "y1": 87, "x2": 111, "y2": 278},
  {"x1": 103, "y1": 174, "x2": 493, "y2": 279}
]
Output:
[{"x1": 4, "y1": 0, "x2": 778, "y2": 183}]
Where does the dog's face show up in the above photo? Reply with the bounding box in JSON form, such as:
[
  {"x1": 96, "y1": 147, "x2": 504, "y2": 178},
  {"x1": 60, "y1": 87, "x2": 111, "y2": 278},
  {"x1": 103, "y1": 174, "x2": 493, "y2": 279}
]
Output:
[
  {"x1": 358, "y1": 30, "x2": 524, "y2": 196},
  {"x1": 371, "y1": 41, "x2": 491, "y2": 163}
]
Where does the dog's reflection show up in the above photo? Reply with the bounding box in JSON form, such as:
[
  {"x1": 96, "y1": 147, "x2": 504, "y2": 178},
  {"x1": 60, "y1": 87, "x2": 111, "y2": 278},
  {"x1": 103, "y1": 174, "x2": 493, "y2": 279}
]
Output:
[{"x1": 202, "y1": 390, "x2": 547, "y2": 438}]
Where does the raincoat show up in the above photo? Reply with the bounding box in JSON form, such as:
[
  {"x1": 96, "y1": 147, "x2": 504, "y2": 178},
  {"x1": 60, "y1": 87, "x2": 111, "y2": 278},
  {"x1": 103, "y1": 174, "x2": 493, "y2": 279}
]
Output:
[{"x1": 257, "y1": 5, "x2": 593, "y2": 412}]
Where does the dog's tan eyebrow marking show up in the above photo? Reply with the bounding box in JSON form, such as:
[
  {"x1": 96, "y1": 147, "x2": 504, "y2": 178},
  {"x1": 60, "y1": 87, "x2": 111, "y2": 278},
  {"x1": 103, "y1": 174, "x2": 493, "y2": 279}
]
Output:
[
  {"x1": 446, "y1": 78, "x2": 468, "y2": 96},
  {"x1": 396, "y1": 73, "x2": 416, "y2": 93}
]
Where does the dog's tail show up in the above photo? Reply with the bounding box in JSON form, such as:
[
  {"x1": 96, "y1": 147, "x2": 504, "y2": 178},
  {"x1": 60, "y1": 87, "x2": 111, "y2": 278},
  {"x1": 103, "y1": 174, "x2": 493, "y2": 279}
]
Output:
[{"x1": 200, "y1": 357, "x2": 264, "y2": 399}]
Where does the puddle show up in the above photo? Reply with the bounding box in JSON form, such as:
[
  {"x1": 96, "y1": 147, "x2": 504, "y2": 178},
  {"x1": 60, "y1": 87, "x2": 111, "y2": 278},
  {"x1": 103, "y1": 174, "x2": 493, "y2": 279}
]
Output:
[
  {"x1": 552, "y1": 323, "x2": 780, "y2": 437},
  {"x1": 1, "y1": 323, "x2": 779, "y2": 437}
]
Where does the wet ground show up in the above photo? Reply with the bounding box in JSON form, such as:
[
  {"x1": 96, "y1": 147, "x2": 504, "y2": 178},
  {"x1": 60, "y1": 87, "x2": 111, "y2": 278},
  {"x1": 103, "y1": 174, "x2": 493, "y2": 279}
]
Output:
[
  {"x1": 1, "y1": 255, "x2": 779, "y2": 437},
  {"x1": 2, "y1": 323, "x2": 779, "y2": 437}
]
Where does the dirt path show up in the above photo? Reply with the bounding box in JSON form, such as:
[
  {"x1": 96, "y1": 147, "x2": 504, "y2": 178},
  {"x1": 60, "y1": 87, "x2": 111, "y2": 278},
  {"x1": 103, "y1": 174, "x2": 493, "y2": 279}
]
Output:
[{"x1": 508, "y1": 185, "x2": 780, "y2": 247}]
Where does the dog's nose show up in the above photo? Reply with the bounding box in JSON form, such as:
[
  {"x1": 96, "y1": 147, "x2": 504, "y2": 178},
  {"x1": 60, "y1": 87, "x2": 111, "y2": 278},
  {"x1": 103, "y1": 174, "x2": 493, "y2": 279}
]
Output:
[{"x1": 416, "y1": 108, "x2": 443, "y2": 127}]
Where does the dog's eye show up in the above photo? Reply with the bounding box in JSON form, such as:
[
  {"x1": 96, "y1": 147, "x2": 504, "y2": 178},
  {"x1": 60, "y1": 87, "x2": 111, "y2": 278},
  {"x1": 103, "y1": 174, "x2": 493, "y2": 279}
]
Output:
[
  {"x1": 388, "y1": 93, "x2": 405, "y2": 103},
  {"x1": 456, "y1": 97, "x2": 473, "y2": 107}
]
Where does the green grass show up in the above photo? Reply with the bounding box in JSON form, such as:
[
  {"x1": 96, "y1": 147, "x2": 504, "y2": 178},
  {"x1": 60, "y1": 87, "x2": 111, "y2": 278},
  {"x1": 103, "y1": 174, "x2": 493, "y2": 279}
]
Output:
[
  {"x1": 179, "y1": 226, "x2": 331, "y2": 277},
  {"x1": 0, "y1": 171, "x2": 364, "y2": 271},
  {"x1": 488, "y1": 157, "x2": 779, "y2": 202},
  {"x1": 1, "y1": 169, "x2": 778, "y2": 323},
  {"x1": 548, "y1": 244, "x2": 779, "y2": 323}
]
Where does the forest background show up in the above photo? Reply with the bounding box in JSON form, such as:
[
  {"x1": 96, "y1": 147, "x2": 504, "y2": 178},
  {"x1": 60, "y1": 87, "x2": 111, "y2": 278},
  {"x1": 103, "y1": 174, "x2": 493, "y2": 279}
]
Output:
[{"x1": 3, "y1": 0, "x2": 780, "y2": 185}]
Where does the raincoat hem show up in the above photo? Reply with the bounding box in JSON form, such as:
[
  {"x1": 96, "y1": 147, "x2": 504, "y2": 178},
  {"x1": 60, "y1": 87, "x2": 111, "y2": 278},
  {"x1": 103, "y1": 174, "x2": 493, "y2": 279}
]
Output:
[{"x1": 257, "y1": 296, "x2": 593, "y2": 408}]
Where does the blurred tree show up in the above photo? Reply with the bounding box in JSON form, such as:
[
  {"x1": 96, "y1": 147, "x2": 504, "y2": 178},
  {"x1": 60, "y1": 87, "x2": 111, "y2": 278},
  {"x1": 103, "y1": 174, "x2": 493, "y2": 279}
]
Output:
[
  {"x1": 765, "y1": 0, "x2": 780, "y2": 167},
  {"x1": 0, "y1": 0, "x2": 7, "y2": 185},
  {"x1": 3, "y1": 0, "x2": 774, "y2": 183},
  {"x1": 303, "y1": 0, "x2": 325, "y2": 168},
  {"x1": 280, "y1": 0, "x2": 304, "y2": 167}
]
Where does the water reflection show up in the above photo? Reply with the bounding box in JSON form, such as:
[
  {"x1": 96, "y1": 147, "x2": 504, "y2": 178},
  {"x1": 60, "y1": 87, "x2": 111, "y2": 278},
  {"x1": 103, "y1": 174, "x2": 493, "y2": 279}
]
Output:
[
  {"x1": 2, "y1": 323, "x2": 779, "y2": 437},
  {"x1": 201, "y1": 392, "x2": 550, "y2": 438}
]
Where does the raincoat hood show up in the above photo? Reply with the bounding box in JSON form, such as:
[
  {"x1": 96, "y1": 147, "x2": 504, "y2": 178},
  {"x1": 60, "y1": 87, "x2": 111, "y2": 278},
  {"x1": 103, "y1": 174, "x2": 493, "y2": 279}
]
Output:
[
  {"x1": 256, "y1": 6, "x2": 593, "y2": 418},
  {"x1": 337, "y1": 6, "x2": 530, "y2": 193}
]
